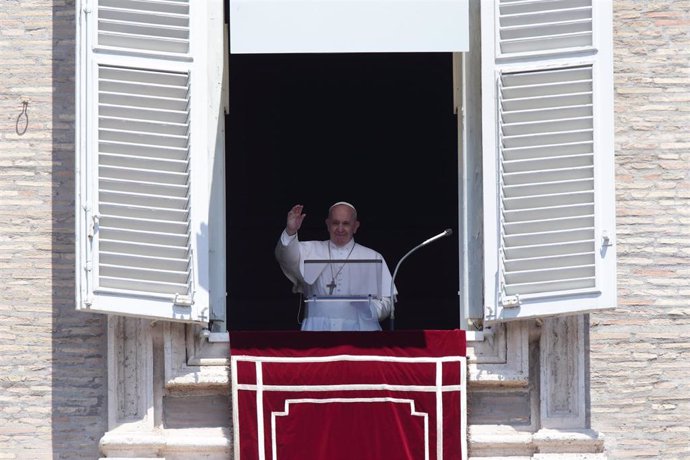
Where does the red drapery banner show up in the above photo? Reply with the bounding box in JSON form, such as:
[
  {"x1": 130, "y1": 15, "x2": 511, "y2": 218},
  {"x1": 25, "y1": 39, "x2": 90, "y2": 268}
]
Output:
[{"x1": 230, "y1": 330, "x2": 466, "y2": 460}]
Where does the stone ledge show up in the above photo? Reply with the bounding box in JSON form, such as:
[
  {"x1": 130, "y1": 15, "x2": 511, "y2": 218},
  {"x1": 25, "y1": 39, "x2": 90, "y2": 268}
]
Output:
[
  {"x1": 468, "y1": 455, "x2": 607, "y2": 460},
  {"x1": 469, "y1": 425, "x2": 604, "y2": 458},
  {"x1": 469, "y1": 457, "x2": 533, "y2": 460},
  {"x1": 533, "y1": 454, "x2": 607, "y2": 460},
  {"x1": 470, "y1": 425, "x2": 535, "y2": 457},
  {"x1": 100, "y1": 427, "x2": 231, "y2": 459},
  {"x1": 533, "y1": 429, "x2": 605, "y2": 454},
  {"x1": 165, "y1": 366, "x2": 230, "y2": 391}
]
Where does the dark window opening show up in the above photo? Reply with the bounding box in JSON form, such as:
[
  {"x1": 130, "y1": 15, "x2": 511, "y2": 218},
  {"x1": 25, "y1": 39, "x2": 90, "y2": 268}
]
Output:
[{"x1": 227, "y1": 53, "x2": 459, "y2": 330}]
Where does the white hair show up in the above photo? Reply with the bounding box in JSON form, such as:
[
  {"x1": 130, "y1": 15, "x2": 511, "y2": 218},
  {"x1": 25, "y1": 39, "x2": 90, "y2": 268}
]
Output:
[{"x1": 328, "y1": 201, "x2": 358, "y2": 219}]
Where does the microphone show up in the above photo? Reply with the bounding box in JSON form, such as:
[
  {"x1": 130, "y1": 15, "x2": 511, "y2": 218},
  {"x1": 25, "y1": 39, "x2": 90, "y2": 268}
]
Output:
[
  {"x1": 389, "y1": 228, "x2": 453, "y2": 330},
  {"x1": 421, "y1": 228, "x2": 453, "y2": 247}
]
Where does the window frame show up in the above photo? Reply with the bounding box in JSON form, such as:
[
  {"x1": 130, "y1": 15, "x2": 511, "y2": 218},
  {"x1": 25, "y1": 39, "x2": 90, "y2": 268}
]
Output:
[{"x1": 76, "y1": 0, "x2": 614, "y2": 330}]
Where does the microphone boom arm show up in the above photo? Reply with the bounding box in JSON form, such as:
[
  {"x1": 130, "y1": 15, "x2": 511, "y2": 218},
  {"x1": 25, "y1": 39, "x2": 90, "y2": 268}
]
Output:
[{"x1": 389, "y1": 228, "x2": 452, "y2": 330}]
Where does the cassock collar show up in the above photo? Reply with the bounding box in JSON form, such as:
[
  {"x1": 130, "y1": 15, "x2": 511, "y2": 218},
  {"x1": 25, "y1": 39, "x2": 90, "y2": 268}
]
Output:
[{"x1": 328, "y1": 238, "x2": 356, "y2": 253}]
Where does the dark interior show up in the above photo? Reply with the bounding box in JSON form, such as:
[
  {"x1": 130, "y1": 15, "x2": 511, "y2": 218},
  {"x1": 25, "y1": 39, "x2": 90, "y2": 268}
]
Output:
[{"x1": 226, "y1": 53, "x2": 459, "y2": 330}]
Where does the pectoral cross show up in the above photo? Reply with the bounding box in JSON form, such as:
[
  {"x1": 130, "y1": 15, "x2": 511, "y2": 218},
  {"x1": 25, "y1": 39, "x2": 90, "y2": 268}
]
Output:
[{"x1": 327, "y1": 279, "x2": 337, "y2": 295}]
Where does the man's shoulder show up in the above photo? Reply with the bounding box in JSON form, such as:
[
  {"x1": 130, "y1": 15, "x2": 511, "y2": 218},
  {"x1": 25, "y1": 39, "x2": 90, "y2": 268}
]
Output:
[
  {"x1": 298, "y1": 239, "x2": 329, "y2": 251},
  {"x1": 353, "y1": 242, "x2": 382, "y2": 258}
]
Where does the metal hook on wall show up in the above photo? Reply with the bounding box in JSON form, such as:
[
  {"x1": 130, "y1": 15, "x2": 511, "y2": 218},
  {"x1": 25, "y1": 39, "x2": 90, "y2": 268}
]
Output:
[{"x1": 16, "y1": 101, "x2": 29, "y2": 136}]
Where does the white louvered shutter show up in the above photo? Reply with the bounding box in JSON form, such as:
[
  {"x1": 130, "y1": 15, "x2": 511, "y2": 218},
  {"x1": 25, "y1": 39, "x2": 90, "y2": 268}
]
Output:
[
  {"x1": 76, "y1": 0, "x2": 214, "y2": 322},
  {"x1": 481, "y1": 0, "x2": 615, "y2": 322}
]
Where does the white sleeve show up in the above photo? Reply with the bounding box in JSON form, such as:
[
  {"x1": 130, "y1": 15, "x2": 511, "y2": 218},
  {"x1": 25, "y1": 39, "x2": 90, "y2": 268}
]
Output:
[
  {"x1": 378, "y1": 252, "x2": 398, "y2": 321},
  {"x1": 373, "y1": 297, "x2": 392, "y2": 321},
  {"x1": 279, "y1": 230, "x2": 297, "y2": 246},
  {"x1": 275, "y1": 231, "x2": 304, "y2": 291}
]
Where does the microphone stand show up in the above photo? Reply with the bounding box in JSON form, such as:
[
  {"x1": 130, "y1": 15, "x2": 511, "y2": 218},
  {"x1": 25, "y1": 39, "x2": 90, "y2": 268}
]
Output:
[{"x1": 389, "y1": 228, "x2": 453, "y2": 331}]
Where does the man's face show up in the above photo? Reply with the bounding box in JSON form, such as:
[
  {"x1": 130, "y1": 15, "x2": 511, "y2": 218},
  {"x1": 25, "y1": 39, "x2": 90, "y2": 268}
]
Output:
[{"x1": 326, "y1": 205, "x2": 360, "y2": 247}]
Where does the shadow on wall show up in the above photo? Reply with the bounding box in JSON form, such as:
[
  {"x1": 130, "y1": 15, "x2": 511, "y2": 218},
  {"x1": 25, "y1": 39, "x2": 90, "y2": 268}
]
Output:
[{"x1": 52, "y1": 2, "x2": 108, "y2": 458}]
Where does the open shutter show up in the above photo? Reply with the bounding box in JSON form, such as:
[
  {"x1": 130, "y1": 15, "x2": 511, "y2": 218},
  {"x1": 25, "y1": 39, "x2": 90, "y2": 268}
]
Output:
[
  {"x1": 76, "y1": 0, "x2": 215, "y2": 323},
  {"x1": 481, "y1": 0, "x2": 615, "y2": 322}
]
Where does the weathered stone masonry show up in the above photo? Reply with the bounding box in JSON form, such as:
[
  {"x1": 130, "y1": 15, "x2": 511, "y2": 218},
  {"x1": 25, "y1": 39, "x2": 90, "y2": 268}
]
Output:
[
  {"x1": 590, "y1": 1, "x2": 690, "y2": 459},
  {"x1": 0, "y1": 1, "x2": 107, "y2": 459},
  {"x1": 0, "y1": 1, "x2": 689, "y2": 459}
]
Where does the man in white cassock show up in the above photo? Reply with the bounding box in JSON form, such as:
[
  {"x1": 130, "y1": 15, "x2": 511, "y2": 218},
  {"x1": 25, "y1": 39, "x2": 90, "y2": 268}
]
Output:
[{"x1": 275, "y1": 202, "x2": 396, "y2": 331}]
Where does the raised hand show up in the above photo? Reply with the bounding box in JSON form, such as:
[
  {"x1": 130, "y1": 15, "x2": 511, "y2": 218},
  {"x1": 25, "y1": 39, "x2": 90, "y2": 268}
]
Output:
[{"x1": 286, "y1": 204, "x2": 306, "y2": 236}]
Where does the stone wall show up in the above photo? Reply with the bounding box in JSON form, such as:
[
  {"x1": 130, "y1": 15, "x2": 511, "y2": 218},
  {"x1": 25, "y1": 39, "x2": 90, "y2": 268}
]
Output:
[
  {"x1": 0, "y1": 1, "x2": 108, "y2": 458},
  {"x1": 590, "y1": 1, "x2": 690, "y2": 458},
  {"x1": 1, "y1": 0, "x2": 689, "y2": 459}
]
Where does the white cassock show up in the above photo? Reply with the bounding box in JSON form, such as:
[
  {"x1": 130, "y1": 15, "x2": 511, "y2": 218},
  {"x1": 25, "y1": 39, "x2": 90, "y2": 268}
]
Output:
[{"x1": 275, "y1": 230, "x2": 396, "y2": 331}]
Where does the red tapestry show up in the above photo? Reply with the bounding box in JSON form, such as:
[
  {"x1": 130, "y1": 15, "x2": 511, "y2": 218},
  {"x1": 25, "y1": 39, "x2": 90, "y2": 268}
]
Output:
[{"x1": 230, "y1": 330, "x2": 466, "y2": 460}]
